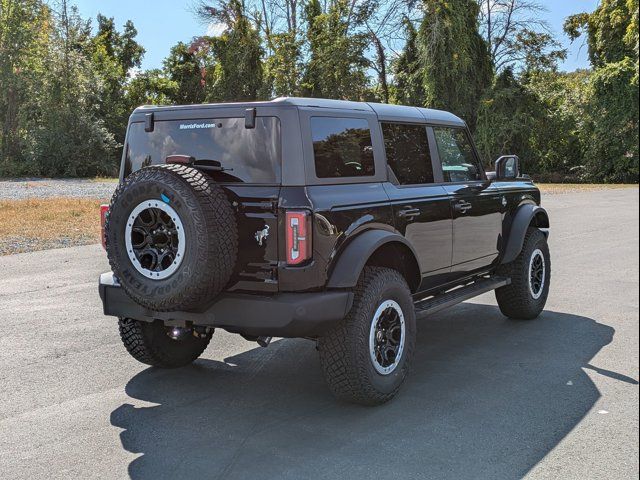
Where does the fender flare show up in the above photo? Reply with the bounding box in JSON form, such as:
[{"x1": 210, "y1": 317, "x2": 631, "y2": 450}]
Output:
[
  {"x1": 327, "y1": 230, "x2": 421, "y2": 289},
  {"x1": 502, "y1": 204, "x2": 550, "y2": 264}
]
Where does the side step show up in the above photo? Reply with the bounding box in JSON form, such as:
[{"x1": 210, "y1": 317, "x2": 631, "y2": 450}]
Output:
[{"x1": 414, "y1": 276, "x2": 510, "y2": 319}]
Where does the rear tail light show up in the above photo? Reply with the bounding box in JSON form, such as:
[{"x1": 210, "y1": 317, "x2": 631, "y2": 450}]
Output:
[
  {"x1": 285, "y1": 210, "x2": 312, "y2": 265},
  {"x1": 100, "y1": 205, "x2": 109, "y2": 250}
]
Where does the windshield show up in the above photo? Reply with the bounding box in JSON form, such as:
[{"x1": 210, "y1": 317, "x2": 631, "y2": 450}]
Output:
[{"x1": 123, "y1": 117, "x2": 281, "y2": 183}]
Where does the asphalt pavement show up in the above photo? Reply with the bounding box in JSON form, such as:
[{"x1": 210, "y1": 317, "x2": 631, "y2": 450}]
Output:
[{"x1": 0, "y1": 188, "x2": 638, "y2": 480}]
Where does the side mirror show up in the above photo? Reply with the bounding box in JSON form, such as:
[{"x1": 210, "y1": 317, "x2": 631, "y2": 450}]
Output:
[{"x1": 494, "y1": 155, "x2": 521, "y2": 180}]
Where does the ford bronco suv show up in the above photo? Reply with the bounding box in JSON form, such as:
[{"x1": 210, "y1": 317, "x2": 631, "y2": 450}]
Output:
[{"x1": 99, "y1": 97, "x2": 550, "y2": 405}]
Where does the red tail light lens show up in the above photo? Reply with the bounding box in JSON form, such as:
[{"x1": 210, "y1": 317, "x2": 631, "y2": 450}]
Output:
[
  {"x1": 100, "y1": 205, "x2": 109, "y2": 250},
  {"x1": 285, "y1": 210, "x2": 312, "y2": 265}
]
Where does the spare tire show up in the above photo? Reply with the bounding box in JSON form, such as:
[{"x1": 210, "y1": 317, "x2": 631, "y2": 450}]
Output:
[{"x1": 105, "y1": 164, "x2": 238, "y2": 311}]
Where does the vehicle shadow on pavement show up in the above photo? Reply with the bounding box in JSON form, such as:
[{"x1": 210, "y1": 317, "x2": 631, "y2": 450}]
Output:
[{"x1": 111, "y1": 303, "x2": 614, "y2": 480}]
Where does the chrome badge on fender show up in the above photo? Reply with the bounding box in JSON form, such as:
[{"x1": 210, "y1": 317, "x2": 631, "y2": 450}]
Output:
[{"x1": 255, "y1": 225, "x2": 270, "y2": 246}]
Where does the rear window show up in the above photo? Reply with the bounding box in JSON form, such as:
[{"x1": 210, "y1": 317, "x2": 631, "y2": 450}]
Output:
[
  {"x1": 123, "y1": 117, "x2": 281, "y2": 183},
  {"x1": 382, "y1": 122, "x2": 434, "y2": 185},
  {"x1": 311, "y1": 117, "x2": 375, "y2": 178}
]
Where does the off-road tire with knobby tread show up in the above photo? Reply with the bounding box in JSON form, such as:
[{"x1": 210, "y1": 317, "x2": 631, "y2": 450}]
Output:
[
  {"x1": 118, "y1": 318, "x2": 212, "y2": 368},
  {"x1": 495, "y1": 227, "x2": 550, "y2": 320},
  {"x1": 318, "y1": 267, "x2": 416, "y2": 405},
  {"x1": 106, "y1": 164, "x2": 238, "y2": 311}
]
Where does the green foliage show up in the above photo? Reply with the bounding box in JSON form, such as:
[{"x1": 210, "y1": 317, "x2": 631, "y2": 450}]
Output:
[
  {"x1": 476, "y1": 68, "x2": 539, "y2": 168},
  {"x1": 417, "y1": 0, "x2": 493, "y2": 130},
  {"x1": 163, "y1": 42, "x2": 206, "y2": 104},
  {"x1": 90, "y1": 14, "x2": 144, "y2": 145},
  {"x1": 29, "y1": 3, "x2": 118, "y2": 177},
  {"x1": 0, "y1": 0, "x2": 50, "y2": 167},
  {"x1": 583, "y1": 58, "x2": 639, "y2": 182},
  {"x1": 0, "y1": 0, "x2": 637, "y2": 182},
  {"x1": 565, "y1": 0, "x2": 635, "y2": 67},
  {"x1": 301, "y1": 0, "x2": 370, "y2": 99},
  {"x1": 564, "y1": 0, "x2": 639, "y2": 182},
  {"x1": 393, "y1": 20, "x2": 424, "y2": 106},
  {"x1": 512, "y1": 30, "x2": 567, "y2": 73},
  {"x1": 525, "y1": 70, "x2": 591, "y2": 175},
  {"x1": 265, "y1": 31, "x2": 302, "y2": 97},
  {"x1": 205, "y1": 1, "x2": 264, "y2": 102},
  {"x1": 126, "y1": 69, "x2": 178, "y2": 107}
]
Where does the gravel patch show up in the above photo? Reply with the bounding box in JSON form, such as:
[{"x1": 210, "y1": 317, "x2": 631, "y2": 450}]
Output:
[
  {"x1": 0, "y1": 235, "x2": 98, "y2": 256},
  {"x1": 0, "y1": 178, "x2": 117, "y2": 200}
]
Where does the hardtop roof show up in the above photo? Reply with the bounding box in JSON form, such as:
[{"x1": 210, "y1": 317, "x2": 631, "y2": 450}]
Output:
[{"x1": 133, "y1": 97, "x2": 466, "y2": 127}]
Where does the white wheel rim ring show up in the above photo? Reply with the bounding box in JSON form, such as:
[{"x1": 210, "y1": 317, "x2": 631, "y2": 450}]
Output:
[
  {"x1": 528, "y1": 248, "x2": 546, "y2": 299},
  {"x1": 124, "y1": 200, "x2": 186, "y2": 280},
  {"x1": 369, "y1": 300, "x2": 406, "y2": 375}
]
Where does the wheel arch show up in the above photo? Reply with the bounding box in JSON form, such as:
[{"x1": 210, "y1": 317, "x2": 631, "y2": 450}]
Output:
[
  {"x1": 327, "y1": 230, "x2": 421, "y2": 292},
  {"x1": 501, "y1": 204, "x2": 550, "y2": 264}
]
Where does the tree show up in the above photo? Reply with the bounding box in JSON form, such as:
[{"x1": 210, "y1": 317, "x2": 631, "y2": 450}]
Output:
[
  {"x1": 360, "y1": 0, "x2": 412, "y2": 103},
  {"x1": 194, "y1": 0, "x2": 265, "y2": 101},
  {"x1": 30, "y1": 0, "x2": 118, "y2": 176},
  {"x1": 90, "y1": 14, "x2": 145, "y2": 143},
  {"x1": 418, "y1": 0, "x2": 493, "y2": 129},
  {"x1": 476, "y1": 0, "x2": 564, "y2": 71},
  {"x1": 0, "y1": 0, "x2": 50, "y2": 168},
  {"x1": 264, "y1": 31, "x2": 302, "y2": 96},
  {"x1": 126, "y1": 69, "x2": 178, "y2": 106},
  {"x1": 476, "y1": 68, "x2": 539, "y2": 168},
  {"x1": 564, "y1": 0, "x2": 639, "y2": 182},
  {"x1": 256, "y1": 0, "x2": 304, "y2": 97},
  {"x1": 163, "y1": 42, "x2": 207, "y2": 104},
  {"x1": 393, "y1": 19, "x2": 424, "y2": 106},
  {"x1": 301, "y1": 0, "x2": 371, "y2": 100}
]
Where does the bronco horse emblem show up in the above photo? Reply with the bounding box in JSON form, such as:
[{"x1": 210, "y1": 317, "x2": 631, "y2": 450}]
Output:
[{"x1": 255, "y1": 225, "x2": 270, "y2": 246}]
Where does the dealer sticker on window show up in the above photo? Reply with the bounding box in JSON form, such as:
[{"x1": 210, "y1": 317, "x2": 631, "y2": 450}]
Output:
[{"x1": 179, "y1": 122, "x2": 220, "y2": 130}]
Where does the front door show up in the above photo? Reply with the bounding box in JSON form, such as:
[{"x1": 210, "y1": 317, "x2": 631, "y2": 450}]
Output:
[{"x1": 432, "y1": 126, "x2": 503, "y2": 274}]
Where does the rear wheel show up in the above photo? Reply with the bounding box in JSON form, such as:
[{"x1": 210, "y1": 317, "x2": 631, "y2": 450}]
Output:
[
  {"x1": 318, "y1": 267, "x2": 416, "y2": 405},
  {"x1": 495, "y1": 227, "x2": 551, "y2": 319},
  {"x1": 118, "y1": 318, "x2": 212, "y2": 368}
]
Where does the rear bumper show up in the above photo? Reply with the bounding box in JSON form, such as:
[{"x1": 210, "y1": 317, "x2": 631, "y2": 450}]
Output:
[{"x1": 99, "y1": 272, "x2": 353, "y2": 338}]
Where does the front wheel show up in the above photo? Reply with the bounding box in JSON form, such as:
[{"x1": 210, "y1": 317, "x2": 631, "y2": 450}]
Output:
[
  {"x1": 318, "y1": 267, "x2": 416, "y2": 405},
  {"x1": 495, "y1": 227, "x2": 551, "y2": 319},
  {"x1": 118, "y1": 318, "x2": 212, "y2": 368}
]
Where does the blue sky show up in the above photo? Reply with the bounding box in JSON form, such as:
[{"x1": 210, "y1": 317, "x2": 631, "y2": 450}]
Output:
[{"x1": 72, "y1": 0, "x2": 599, "y2": 72}]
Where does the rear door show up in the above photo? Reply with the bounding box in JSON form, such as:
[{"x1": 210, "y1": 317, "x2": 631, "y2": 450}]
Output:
[
  {"x1": 432, "y1": 126, "x2": 503, "y2": 274},
  {"x1": 381, "y1": 122, "x2": 453, "y2": 289}
]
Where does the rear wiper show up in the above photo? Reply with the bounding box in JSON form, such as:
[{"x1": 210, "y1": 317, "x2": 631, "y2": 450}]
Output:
[{"x1": 165, "y1": 155, "x2": 233, "y2": 172}]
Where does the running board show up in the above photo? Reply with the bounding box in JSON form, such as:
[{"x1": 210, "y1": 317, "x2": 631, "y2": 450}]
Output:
[{"x1": 414, "y1": 276, "x2": 510, "y2": 319}]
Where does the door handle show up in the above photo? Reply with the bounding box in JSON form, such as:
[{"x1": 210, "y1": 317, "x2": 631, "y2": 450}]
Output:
[
  {"x1": 453, "y1": 200, "x2": 473, "y2": 214},
  {"x1": 398, "y1": 207, "x2": 421, "y2": 220}
]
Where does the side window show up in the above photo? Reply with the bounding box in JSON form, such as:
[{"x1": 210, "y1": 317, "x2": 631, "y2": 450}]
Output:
[
  {"x1": 311, "y1": 117, "x2": 375, "y2": 178},
  {"x1": 382, "y1": 123, "x2": 434, "y2": 185},
  {"x1": 433, "y1": 127, "x2": 483, "y2": 182}
]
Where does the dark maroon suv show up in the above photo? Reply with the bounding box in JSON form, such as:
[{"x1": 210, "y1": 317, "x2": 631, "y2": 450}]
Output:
[{"x1": 100, "y1": 97, "x2": 551, "y2": 405}]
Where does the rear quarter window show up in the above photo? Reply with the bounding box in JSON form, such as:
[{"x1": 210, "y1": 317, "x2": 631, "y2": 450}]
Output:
[
  {"x1": 123, "y1": 117, "x2": 281, "y2": 183},
  {"x1": 311, "y1": 117, "x2": 375, "y2": 178}
]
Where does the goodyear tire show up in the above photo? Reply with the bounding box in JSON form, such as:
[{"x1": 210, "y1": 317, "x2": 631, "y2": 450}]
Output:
[
  {"x1": 318, "y1": 267, "x2": 416, "y2": 405},
  {"x1": 118, "y1": 318, "x2": 212, "y2": 368},
  {"x1": 495, "y1": 227, "x2": 551, "y2": 320},
  {"x1": 105, "y1": 165, "x2": 238, "y2": 311}
]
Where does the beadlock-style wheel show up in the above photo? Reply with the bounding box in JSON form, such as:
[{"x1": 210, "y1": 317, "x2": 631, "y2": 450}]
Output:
[
  {"x1": 318, "y1": 267, "x2": 416, "y2": 405},
  {"x1": 105, "y1": 164, "x2": 238, "y2": 311},
  {"x1": 125, "y1": 200, "x2": 186, "y2": 280},
  {"x1": 369, "y1": 300, "x2": 406, "y2": 375},
  {"x1": 528, "y1": 248, "x2": 546, "y2": 300},
  {"x1": 495, "y1": 227, "x2": 550, "y2": 320}
]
